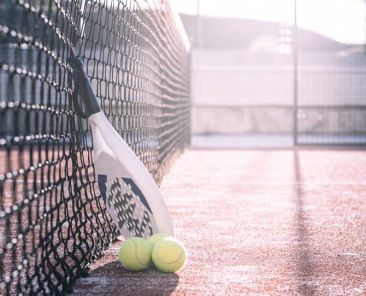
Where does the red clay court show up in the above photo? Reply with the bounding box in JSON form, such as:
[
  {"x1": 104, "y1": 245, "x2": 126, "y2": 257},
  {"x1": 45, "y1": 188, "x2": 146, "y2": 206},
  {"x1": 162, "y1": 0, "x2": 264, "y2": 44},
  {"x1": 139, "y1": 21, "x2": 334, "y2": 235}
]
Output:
[{"x1": 72, "y1": 147, "x2": 366, "y2": 295}]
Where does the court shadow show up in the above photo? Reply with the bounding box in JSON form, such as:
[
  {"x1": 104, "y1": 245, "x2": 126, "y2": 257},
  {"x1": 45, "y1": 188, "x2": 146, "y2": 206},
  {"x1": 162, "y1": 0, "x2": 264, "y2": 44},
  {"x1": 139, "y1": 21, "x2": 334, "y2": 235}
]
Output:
[
  {"x1": 293, "y1": 149, "x2": 316, "y2": 295},
  {"x1": 73, "y1": 260, "x2": 179, "y2": 295}
]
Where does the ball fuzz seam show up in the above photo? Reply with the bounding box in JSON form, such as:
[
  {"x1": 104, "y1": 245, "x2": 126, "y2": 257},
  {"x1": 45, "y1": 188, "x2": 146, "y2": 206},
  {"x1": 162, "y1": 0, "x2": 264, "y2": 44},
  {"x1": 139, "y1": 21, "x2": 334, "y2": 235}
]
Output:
[
  {"x1": 131, "y1": 239, "x2": 148, "y2": 267},
  {"x1": 152, "y1": 238, "x2": 187, "y2": 273},
  {"x1": 118, "y1": 237, "x2": 152, "y2": 271}
]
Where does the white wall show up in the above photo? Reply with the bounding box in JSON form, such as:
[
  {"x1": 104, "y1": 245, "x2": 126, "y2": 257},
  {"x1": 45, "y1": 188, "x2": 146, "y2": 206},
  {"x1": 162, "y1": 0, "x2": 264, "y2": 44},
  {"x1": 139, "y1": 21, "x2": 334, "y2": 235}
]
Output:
[
  {"x1": 191, "y1": 48, "x2": 366, "y2": 134},
  {"x1": 191, "y1": 49, "x2": 293, "y2": 107}
]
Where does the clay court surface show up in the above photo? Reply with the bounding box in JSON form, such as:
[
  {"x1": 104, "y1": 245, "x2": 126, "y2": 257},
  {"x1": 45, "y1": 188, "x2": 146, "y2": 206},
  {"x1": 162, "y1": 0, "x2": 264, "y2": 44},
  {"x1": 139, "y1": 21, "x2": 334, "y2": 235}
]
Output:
[{"x1": 72, "y1": 148, "x2": 366, "y2": 295}]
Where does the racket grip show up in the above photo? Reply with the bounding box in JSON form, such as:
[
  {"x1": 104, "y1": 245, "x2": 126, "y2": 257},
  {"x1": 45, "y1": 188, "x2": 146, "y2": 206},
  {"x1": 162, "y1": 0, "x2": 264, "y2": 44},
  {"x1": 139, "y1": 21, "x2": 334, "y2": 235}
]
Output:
[{"x1": 68, "y1": 56, "x2": 101, "y2": 118}]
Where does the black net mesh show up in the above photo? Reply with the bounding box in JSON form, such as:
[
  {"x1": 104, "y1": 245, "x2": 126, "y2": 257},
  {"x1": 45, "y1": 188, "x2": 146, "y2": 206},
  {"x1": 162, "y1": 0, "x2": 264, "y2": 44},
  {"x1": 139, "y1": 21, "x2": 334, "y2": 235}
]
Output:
[{"x1": 0, "y1": 0, "x2": 190, "y2": 294}]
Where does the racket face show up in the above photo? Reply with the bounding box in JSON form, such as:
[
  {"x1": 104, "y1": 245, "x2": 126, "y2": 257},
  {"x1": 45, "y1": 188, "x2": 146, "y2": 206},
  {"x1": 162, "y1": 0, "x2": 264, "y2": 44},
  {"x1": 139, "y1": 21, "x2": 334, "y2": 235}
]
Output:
[{"x1": 98, "y1": 175, "x2": 154, "y2": 238}]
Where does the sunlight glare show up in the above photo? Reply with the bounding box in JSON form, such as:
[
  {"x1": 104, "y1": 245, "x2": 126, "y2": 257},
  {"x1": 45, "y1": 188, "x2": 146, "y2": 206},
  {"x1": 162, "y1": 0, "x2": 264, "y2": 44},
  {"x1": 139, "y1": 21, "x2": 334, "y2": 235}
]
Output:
[{"x1": 172, "y1": 0, "x2": 366, "y2": 44}]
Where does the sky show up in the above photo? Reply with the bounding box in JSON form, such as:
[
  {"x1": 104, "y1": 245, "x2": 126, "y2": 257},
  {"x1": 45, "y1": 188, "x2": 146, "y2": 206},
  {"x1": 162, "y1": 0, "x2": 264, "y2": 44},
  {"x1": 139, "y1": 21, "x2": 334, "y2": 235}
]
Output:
[{"x1": 172, "y1": 0, "x2": 366, "y2": 44}]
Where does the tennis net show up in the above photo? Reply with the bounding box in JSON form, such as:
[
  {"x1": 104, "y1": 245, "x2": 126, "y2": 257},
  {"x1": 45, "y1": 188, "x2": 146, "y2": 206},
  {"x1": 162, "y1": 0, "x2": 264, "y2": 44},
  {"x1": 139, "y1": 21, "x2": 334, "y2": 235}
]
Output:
[{"x1": 0, "y1": 0, "x2": 190, "y2": 294}]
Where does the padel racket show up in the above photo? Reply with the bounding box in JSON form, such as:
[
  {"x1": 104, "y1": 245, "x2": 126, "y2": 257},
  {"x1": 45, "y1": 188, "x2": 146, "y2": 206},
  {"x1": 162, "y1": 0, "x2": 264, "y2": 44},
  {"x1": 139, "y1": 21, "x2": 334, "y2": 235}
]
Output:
[{"x1": 69, "y1": 57, "x2": 174, "y2": 238}]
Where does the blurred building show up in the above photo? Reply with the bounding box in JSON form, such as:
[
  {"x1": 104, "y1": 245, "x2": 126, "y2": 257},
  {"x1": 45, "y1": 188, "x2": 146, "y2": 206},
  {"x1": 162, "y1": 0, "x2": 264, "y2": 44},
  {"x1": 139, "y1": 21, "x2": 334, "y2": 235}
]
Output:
[{"x1": 181, "y1": 14, "x2": 366, "y2": 141}]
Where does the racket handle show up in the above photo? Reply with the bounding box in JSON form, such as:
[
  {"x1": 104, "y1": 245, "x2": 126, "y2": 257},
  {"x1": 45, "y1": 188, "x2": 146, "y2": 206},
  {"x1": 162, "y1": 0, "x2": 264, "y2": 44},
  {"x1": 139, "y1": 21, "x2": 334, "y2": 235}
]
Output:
[{"x1": 68, "y1": 56, "x2": 101, "y2": 118}]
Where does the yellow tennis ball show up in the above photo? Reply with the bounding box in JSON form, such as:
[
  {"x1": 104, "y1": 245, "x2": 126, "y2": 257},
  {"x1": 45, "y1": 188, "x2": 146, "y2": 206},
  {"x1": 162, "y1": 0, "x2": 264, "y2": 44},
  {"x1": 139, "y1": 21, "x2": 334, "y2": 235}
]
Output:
[
  {"x1": 118, "y1": 237, "x2": 152, "y2": 271},
  {"x1": 148, "y1": 233, "x2": 168, "y2": 248},
  {"x1": 152, "y1": 238, "x2": 187, "y2": 273}
]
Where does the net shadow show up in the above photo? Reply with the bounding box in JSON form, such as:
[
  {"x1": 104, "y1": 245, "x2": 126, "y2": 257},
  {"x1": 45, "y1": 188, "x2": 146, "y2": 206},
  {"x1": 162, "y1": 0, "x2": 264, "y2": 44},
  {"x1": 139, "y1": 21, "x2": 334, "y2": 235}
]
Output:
[{"x1": 293, "y1": 149, "x2": 316, "y2": 295}]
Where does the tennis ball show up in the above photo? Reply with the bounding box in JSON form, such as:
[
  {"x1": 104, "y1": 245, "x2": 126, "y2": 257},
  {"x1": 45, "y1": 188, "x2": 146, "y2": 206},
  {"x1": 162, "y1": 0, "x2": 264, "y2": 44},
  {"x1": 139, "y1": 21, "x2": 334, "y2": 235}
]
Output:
[
  {"x1": 152, "y1": 238, "x2": 187, "y2": 273},
  {"x1": 148, "y1": 233, "x2": 168, "y2": 248},
  {"x1": 118, "y1": 237, "x2": 152, "y2": 271}
]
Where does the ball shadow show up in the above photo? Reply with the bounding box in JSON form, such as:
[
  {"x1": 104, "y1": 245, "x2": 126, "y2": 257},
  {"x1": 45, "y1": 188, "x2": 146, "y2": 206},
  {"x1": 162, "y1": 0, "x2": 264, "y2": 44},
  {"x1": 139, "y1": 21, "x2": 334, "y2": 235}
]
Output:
[{"x1": 75, "y1": 260, "x2": 179, "y2": 295}]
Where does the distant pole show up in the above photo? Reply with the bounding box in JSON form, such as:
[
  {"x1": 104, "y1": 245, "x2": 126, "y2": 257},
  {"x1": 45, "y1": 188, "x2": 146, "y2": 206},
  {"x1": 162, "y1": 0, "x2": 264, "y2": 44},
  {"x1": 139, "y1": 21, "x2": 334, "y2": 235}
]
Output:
[
  {"x1": 293, "y1": 0, "x2": 298, "y2": 145},
  {"x1": 196, "y1": 0, "x2": 201, "y2": 47}
]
